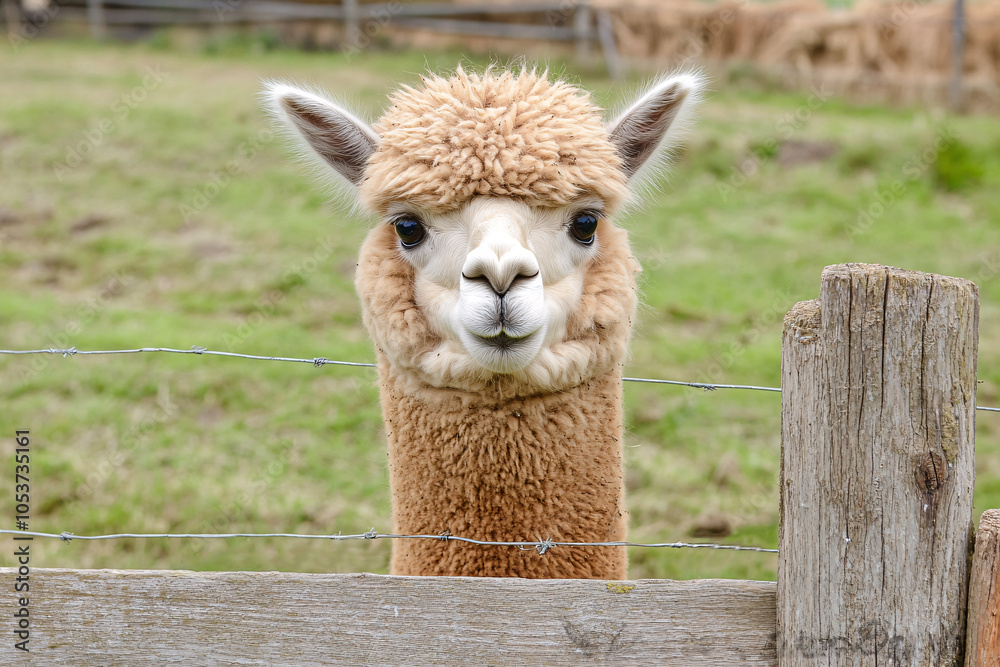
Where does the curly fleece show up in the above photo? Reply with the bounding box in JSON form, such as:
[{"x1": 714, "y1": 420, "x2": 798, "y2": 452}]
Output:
[
  {"x1": 359, "y1": 67, "x2": 630, "y2": 215},
  {"x1": 356, "y1": 220, "x2": 637, "y2": 578},
  {"x1": 350, "y1": 69, "x2": 639, "y2": 578}
]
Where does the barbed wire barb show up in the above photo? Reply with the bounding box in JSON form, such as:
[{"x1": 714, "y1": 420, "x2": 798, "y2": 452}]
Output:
[
  {"x1": 622, "y1": 377, "x2": 782, "y2": 393},
  {"x1": 0, "y1": 346, "x2": 377, "y2": 368}
]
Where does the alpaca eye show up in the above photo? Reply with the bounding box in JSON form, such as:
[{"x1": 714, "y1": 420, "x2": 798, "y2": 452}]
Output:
[
  {"x1": 569, "y1": 212, "x2": 599, "y2": 245},
  {"x1": 393, "y1": 216, "x2": 426, "y2": 248}
]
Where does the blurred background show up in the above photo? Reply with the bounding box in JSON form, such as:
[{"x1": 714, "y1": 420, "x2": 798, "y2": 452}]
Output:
[{"x1": 1, "y1": 0, "x2": 998, "y2": 580}]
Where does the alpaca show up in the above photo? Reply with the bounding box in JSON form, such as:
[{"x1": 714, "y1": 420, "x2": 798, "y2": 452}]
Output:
[{"x1": 268, "y1": 67, "x2": 702, "y2": 579}]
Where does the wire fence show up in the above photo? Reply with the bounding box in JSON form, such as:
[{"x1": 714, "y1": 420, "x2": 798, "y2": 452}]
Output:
[
  {"x1": 0, "y1": 529, "x2": 779, "y2": 554},
  {"x1": 0, "y1": 342, "x2": 991, "y2": 558},
  {"x1": 1, "y1": 345, "x2": 997, "y2": 410}
]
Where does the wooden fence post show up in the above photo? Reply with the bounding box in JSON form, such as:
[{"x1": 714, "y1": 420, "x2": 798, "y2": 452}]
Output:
[
  {"x1": 778, "y1": 264, "x2": 978, "y2": 665},
  {"x1": 574, "y1": 3, "x2": 592, "y2": 67},
  {"x1": 344, "y1": 0, "x2": 359, "y2": 44},
  {"x1": 2, "y1": 0, "x2": 21, "y2": 34},
  {"x1": 595, "y1": 9, "x2": 623, "y2": 81},
  {"x1": 86, "y1": 0, "x2": 105, "y2": 40},
  {"x1": 966, "y1": 509, "x2": 1000, "y2": 666},
  {"x1": 950, "y1": 0, "x2": 966, "y2": 112}
]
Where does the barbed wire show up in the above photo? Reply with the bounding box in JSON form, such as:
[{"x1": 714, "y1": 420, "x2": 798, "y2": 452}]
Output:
[
  {"x1": 621, "y1": 376, "x2": 781, "y2": 393},
  {"x1": 2, "y1": 346, "x2": 997, "y2": 411},
  {"x1": 0, "y1": 347, "x2": 787, "y2": 556},
  {"x1": 0, "y1": 529, "x2": 778, "y2": 554},
  {"x1": 0, "y1": 346, "x2": 375, "y2": 369}
]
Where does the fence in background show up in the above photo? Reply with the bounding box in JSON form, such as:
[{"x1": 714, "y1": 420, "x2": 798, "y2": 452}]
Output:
[
  {"x1": 2, "y1": 0, "x2": 624, "y2": 77},
  {"x1": 4, "y1": 1, "x2": 989, "y2": 110},
  {"x1": 1, "y1": 263, "x2": 999, "y2": 664}
]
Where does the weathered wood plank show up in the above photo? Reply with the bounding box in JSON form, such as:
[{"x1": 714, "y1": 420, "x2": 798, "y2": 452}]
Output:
[
  {"x1": 778, "y1": 264, "x2": 978, "y2": 666},
  {"x1": 967, "y1": 509, "x2": 1000, "y2": 666},
  {"x1": 1, "y1": 568, "x2": 775, "y2": 665}
]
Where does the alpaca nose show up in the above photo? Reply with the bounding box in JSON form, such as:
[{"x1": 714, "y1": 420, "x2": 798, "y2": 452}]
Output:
[{"x1": 462, "y1": 236, "x2": 539, "y2": 295}]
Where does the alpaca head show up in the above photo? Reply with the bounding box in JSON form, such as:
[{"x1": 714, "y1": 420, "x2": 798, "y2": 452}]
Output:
[{"x1": 268, "y1": 68, "x2": 702, "y2": 395}]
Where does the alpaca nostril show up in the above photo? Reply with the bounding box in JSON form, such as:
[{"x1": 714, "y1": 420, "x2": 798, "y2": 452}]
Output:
[
  {"x1": 505, "y1": 271, "x2": 539, "y2": 293},
  {"x1": 463, "y1": 270, "x2": 538, "y2": 296},
  {"x1": 462, "y1": 271, "x2": 505, "y2": 295},
  {"x1": 462, "y1": 272, "x2": 495, "y2": 291}
]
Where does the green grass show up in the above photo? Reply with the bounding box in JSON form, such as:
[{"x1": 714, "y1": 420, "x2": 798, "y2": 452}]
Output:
[{"x1": 2, "y1": 38, "x2": 1000, "y2": 581}]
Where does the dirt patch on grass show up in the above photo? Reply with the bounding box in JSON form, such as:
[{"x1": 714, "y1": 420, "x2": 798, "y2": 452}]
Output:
[{"x1": 777, "y1": 139, "x2": 838, "y2": 167}]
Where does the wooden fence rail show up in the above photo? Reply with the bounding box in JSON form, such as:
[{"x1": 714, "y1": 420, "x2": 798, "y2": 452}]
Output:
[
  {"x1": 4, "y1": 0, "x2": 624, "y2": 79},
  {"x1": 62, "y1": 1, "x2": 596, "y2": 44},
  {"x1": 1, "y1": 264, "x2": 997, "y2": 665},
  {"x1": 0, "y1": 571, "x2": 777, "y2": 664}
]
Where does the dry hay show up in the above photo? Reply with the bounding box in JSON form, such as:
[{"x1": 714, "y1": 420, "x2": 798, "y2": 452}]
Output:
[
  {"x1": 596, "y1": 0, "x2": 1000, "y2": 110},
  {"x1": 596, "y1": 0, "x2": 827, "y2": 64}
]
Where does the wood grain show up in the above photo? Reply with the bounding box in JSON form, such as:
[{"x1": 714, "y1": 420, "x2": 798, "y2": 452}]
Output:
[
  {"x1": 967, "y1": 509, "x2": 1000, "y2": 666},
  {"x1": 778, "y1": 264, "x2": 979, "y2": 666},
  {"x1": 2, "y1": 568, "x2": 776, "y2": 665}
]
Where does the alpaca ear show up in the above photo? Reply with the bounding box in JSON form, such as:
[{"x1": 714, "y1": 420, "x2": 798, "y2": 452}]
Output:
[
  {"x1": 265, "y1": 82, "x2": 379, "y2": 187},
  {"x1": 607, "y1": 73, "x2": 705, "y2": 182}
]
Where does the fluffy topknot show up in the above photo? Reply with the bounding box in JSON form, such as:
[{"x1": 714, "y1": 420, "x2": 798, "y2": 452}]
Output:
[{"x1": 359, "y1": 67, "x2": 630, "y2": 215}]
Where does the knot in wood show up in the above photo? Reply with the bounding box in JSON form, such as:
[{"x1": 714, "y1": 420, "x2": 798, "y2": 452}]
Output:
[{"x1": 915, "y1": 451, "x2": 948, "y2": 494}]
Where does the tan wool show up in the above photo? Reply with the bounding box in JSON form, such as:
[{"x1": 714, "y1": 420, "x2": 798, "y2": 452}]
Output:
[
  {"x1": 345, "y1": 69, "x2": 644, "y2": 578},
  {"x1": 356, "y1": 220, "x2": 637, "y2": 578},
  {"x1": 359, "y1": 67, "x2": 630, "y2": 215}
]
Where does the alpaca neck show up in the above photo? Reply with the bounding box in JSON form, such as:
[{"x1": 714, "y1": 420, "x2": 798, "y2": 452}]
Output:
[{"x1": 378, "y1": 358, "x2": 627, "y2": 579}]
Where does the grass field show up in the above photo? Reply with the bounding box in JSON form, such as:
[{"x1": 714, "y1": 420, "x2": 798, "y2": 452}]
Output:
[{"x1": 2, "y1": 36, "x2": 999, "y2": 581}]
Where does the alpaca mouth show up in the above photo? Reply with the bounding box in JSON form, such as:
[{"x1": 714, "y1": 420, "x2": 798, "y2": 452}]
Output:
[
  {"x1": 474, "y1": 331, "x2": 532, "y2": 351},
  {"x1": 466, "y1": 328, "x2": 544, "y2": 374},
  {"x1": 459, "y1": 309, "x2": 547, "y2": 373}
]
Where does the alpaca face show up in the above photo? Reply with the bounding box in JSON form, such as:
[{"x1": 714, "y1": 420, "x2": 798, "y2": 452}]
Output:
[
  {"x1": 391, "y1": 196, "x2": 604, "y2": 374},
  {"x1": 267, "y1": 69, "x2": 703, "y2": 391}
]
